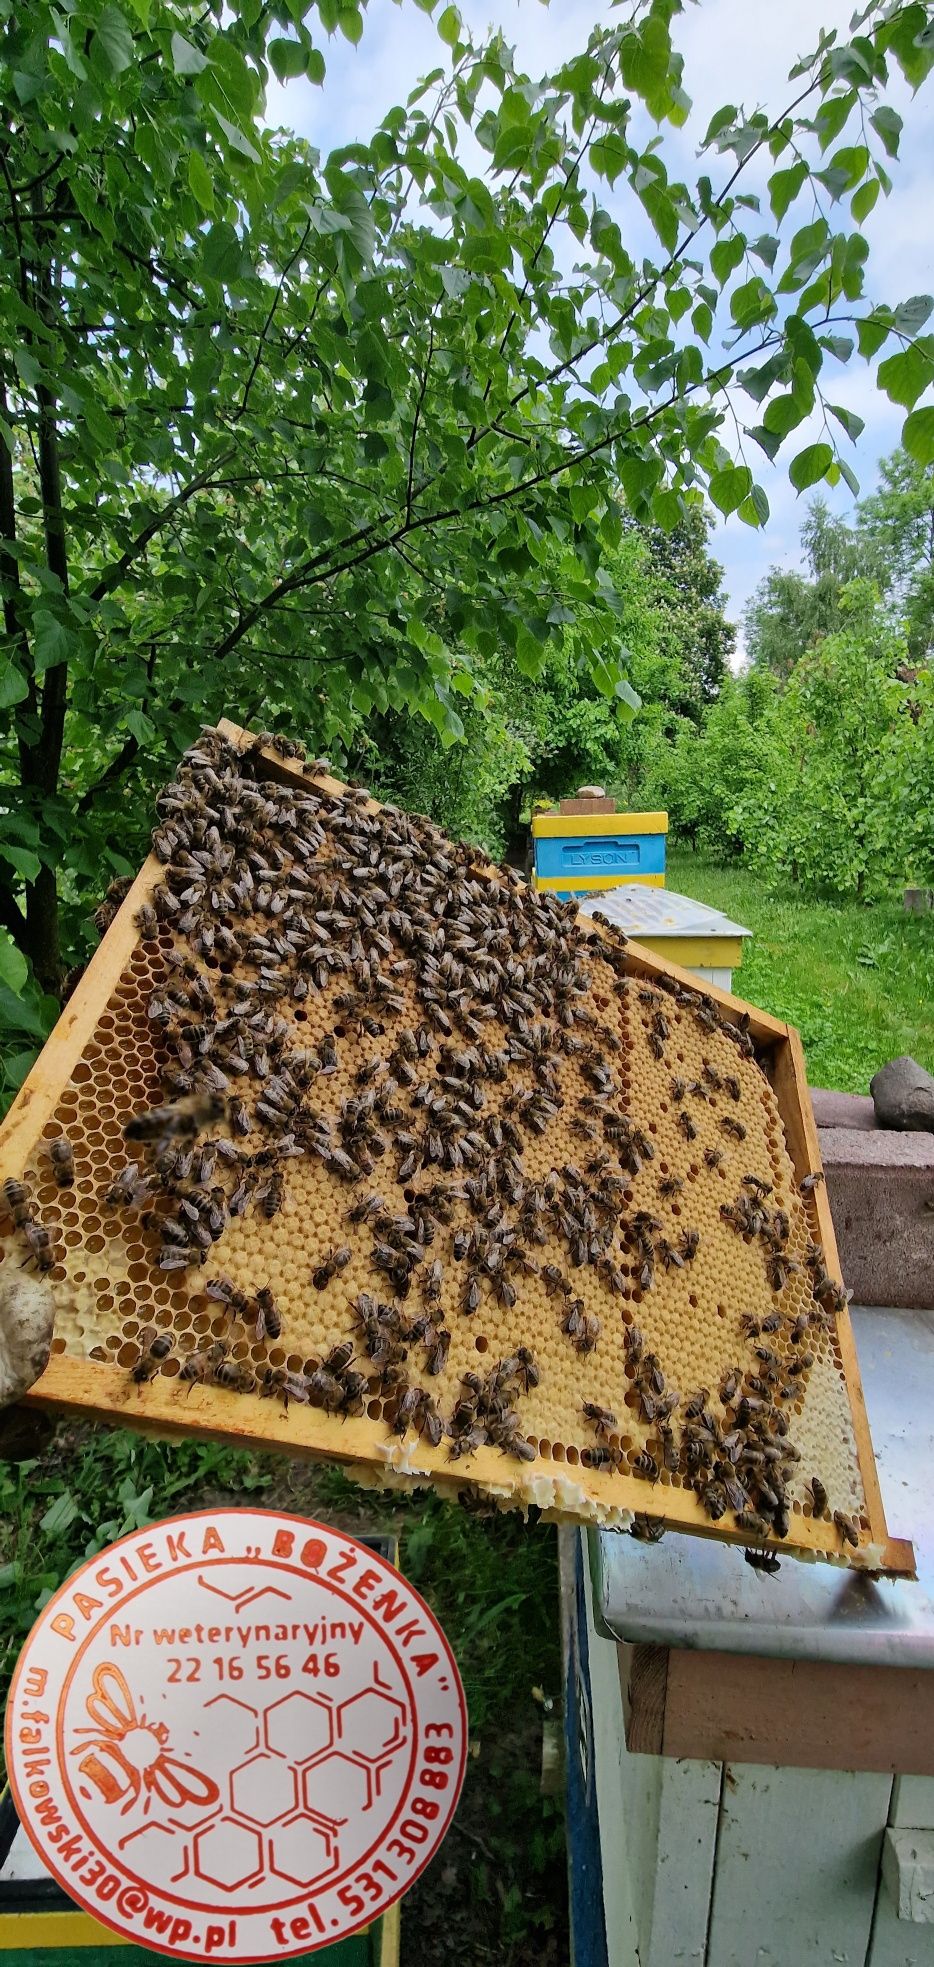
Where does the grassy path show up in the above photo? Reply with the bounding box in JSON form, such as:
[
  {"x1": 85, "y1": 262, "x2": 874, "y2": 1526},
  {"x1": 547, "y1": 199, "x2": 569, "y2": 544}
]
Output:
[{"x1": 667, "y1": 852, "x2": 934, "y2": 1094}]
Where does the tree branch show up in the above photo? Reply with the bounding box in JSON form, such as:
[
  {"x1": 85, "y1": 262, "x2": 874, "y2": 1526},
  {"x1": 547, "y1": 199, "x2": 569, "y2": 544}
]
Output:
[
  {"x1": 0, "y1": 877, "x2": 29, "y2": 952},
  {"x1": 406, "y1": 324, "x2": 434, "y2": 524},
  {"x1": 87, "y1": 449, "x2": 236, "y2": 603},
  {"x1": 234, "y1": 221, "x2": 312, "y2": 423}
]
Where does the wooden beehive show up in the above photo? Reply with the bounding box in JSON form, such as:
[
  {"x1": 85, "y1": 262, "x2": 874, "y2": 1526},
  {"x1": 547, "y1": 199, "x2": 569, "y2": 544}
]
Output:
[{"x1": 0, "y1": 723, "x2": 913, "y2": 1574}]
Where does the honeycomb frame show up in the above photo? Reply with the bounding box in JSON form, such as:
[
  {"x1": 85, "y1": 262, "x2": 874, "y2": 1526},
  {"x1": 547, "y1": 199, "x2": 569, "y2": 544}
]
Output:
[{"x1": 0, "y1": 720, "x2": 913, "y2": 1576}]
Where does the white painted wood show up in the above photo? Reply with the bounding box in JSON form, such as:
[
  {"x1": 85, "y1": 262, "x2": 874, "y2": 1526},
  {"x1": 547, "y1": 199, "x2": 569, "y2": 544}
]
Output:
[
  {"x1": 869, "y1": 1861, "x2": 934, "y2": 1966},
  {"x1": 892, "y1": 1781, "x2": 934, "y2": 1831},
  {"x1": 646, "y1": 1758, "x2": 719, "y2": 1967},
  {"x1": 705, "y1": 1764, "x2": 892, "y2": 1967},
  {"x1": 882, "y1": 1831, "x2": 934, "y2": 1923},
  {"x1": 582, "y1": 1536, "x2": 653, "y2": 1967},
  {"x1": 582, "y1": 1544, "x2": 719, "y2": 1966}
]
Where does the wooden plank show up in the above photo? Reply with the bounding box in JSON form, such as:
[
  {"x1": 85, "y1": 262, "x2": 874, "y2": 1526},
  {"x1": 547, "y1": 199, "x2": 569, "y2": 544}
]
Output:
[
  {"x1": 870, "y1": 1830, "x2": 934, "y2": 1965},
  {"x1": 646, "y1": 1757, "x2": 719, "y2": 1967},
  {"x1": 661, "y1": 1649, "x2": 934, "y2": 1777},
  {"x1": 771, "y1": 1029, "x2": 911, "y2": 1574},
  {"x1": 706, "y1": 1764, "x2": 891, "y2": 1967},
  {"x1": 618, "y1": 1643, "x2": 667, "y2": 1756},
  {"x1": 0, "y1": 853, "x2": 163, "y2": 1181}
]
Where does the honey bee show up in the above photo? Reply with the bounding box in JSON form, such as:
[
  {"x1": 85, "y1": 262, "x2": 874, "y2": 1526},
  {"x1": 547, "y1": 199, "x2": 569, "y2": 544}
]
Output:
[
  {"x1": 124, "y1": 1093, "x2": 226, "y2": 1143},
  {"x1": 632, "y1": 1450, "x2": 659, "y2": 1482},
  {"x1": 262, "y1": 1366, "x2": 310, "y2": 1409},
  {"x1": 256, "y1": 1170, "x2": 284, "y2": 1218},
  {"x1": 206, "y1": 1275, "x2": 252, "y2": 1320},
  {"x1": 180, "y1": 1342, "x2": 227, "y2": 1387},
  {"x1": 744, "y1": 1548, "x2": 781, "y2": 1576},
  {"x1": 215, "y1": 1359, "x2": 256, "y2": 1393},
  {"x1": 720, "y1": 1115, "x2": 747, "y2": 1141},
  {"x1": 312, "y1": 1245, "x2": 351, "y2": 1290},
  {"x1": 735, "y1": 1509, "x2": 769, "y2": 1537},
  {"x1": 2, "y1": 1178, "x2": 33, "y2": 1227},
  {"x1": 630, "y1": 1514, "x2": 665, "y2": 1542},
  {"x1": 807, "y1": 1476, "x2": 828, "y2": 1516},
  {"x1": 833, "y1": 1509, "x2": 859, "y2": 1548},
  {"x1": 720, "y1": 1367, "x2": 741, "y2": 1403},
  {"x1": 254, "y1": 1286, "x2": 282, "y2": 1342},
  {"x1": 135, "y1": 901, "x2": 158, "y2": 938},
  {"x1": 658, "y1": 1175, "x2": 683, "y2": 1199},
  {"x1": 422, "y1": 1326, "x2": 451, "y2": 1376},
  {"x1": 48, "y1": 1136, "x2": 75, "y2": 1187},
  {"x1": 677, "y1": 1111, "x2": 697, "y2": 1142},
  {"x1": 624, "y1": 1323, "x2": 644, "y2": 1365},
  {"x1": 742, "y1": 1173, "x2": 773, "y2": 1198},
  {"x1": 703, "y1": 1147, "x2": 723, "y2": 1170},
  {"x1": 799, "y1": 1171, "x2": 824, "y2": 1195},
  {"x1": 137, "y1": 1324, "x2": 173, "y2": 1361},
  {"x1": 23, "y1": 1222, "x2": 55, "y2": 1270},
  {"x1": 582, "y1": 1401, "x2": 617, "y2": 1436}
]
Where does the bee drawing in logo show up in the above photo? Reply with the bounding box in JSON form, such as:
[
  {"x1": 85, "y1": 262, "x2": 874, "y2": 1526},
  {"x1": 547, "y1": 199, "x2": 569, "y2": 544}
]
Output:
[{"x1": 71, "y1": 1662, "x2": 220, "y2": 1818}]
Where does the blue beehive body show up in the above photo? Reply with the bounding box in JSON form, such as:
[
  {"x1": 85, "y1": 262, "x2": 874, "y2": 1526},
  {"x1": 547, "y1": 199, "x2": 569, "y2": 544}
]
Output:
[{"x1": 531, "y1": 810, "x2": 667, "y2": 901}]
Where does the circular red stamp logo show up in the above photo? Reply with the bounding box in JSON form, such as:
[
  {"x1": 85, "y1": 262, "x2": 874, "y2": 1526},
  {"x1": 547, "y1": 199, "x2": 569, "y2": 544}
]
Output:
[{"x1": 5, "y1": 1509, "x2": 466, "y2": 1961}]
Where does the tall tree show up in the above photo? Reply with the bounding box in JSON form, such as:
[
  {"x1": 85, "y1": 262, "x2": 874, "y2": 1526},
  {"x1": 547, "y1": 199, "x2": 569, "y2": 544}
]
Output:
[
  {"x1": 744, "y1": 498, "x2": 871, "y2": 675},
  {"x1": 637, "y1": 507, "x2": 734, "y2": 716},
  {"x1": 1, "y1": 0, "x2": 933, "y2": 1024},
  {"x1": 858, "y1": 446, "x2": 934, "y2": 658}
]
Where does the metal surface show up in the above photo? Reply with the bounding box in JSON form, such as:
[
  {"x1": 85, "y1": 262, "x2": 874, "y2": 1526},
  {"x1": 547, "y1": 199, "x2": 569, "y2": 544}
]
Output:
[
  {"x1": 592, "y1": 1305, "x2": 934, "y2": 1667},
  {"x1": 578, "y1": 884, "x2": 751, "y2": 943}
]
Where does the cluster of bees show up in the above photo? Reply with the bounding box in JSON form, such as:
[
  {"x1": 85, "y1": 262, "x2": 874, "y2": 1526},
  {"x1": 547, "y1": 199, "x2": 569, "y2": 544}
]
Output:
[
  {"x1": 0, "y1": 724, "x2": 865, "y2": 1562},
  {"x1": 2, "y1": 1135, "x2": 74, "y2": 1270}
]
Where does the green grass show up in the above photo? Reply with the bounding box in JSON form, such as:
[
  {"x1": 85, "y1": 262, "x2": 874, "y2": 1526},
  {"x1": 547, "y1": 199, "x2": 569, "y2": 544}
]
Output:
[{"x1": 667, "y1": 851, "x2": 934, "y2": 1094}]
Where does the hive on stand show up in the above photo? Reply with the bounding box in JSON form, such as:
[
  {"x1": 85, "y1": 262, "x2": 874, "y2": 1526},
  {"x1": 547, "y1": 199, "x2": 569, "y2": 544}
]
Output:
[{"x1": 0, "y1": 724, "x2": 912, "y2": 1574}]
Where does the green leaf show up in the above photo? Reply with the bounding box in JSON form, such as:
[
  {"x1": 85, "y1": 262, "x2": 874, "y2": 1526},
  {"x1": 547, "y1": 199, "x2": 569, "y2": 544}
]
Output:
[
  {"x1": 827, "y1": 401, "x2": 864, "y2": 442},
  {"x1": 437, "y1": 6, "x2": 461, "y2": 46},
  {"x1": 590, "y1": 133, "x2": 628, "y2": 185},
  {"x1": 768, "y1": 162, "x2": 807, "y2": 221},
  {"x1": 710, "y1": 234, "x2": 744, "y2": 286},
  {"x1": 893, "y1": 296, "x2": 934, "y2": 337},
  {"x1": 94, "y1": 4, "x2": 135, "y2": 74},
  {"x1": 187, "y1": 150, "x2": 214, "y2": 212},
  {"x1": 1, "y1": 845, "x2": 41, "y2": 883},
  {"x1": 851, "y1": 178, "x2": 880, "y2": 223},
  {"x1": 789, "y1": 442, "x2": 834, "y2": 491},
  {"x1": 32, "y1": 611, "x2": 73, "y2": 673},
  {"x1": 269, "y1": 36, "x2": 307, "y2": 80},
  {"x1": 870, "y1": 106, "x2": 902, "y2": 158},
  {"x1": 903, "y1": 406, "x2": 934, "y2": 466},
  {"x1": 212, "y1": 112, "x2": 261, "y2": 166},
  {"x1": 0, "y1": 661, "x2": 29, "y2": 710},
  {"x1": 339, "y1": 8, "x2": 363, "y2": 45},
  {"x1": 876, "y1": 342, "x2": 934, "y2": 410},
  {"x1": 125, "y1": 709, "x2": 155, "y2": 744},
  {"x1": 0, "y1": 933, "x2": 27, "y2": 994},
  {"x1": 305, "y1": 47, "x2": 326, "y2": 84},
  {"x1": 762, "y1": 394, "x2": 805, "y2": 437},
  {"x1": 40, "y1": 1493, "x2": 81, "y2": 1536},
  {"x1": 170, "y1": 30, "x2": 208, "y2": 75},
  {"x1": 708, "y1": 465, "x2": 751, "y2": 516}
]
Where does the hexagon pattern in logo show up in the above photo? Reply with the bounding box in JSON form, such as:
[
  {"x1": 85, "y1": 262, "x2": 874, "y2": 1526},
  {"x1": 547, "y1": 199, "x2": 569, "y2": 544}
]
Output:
[
  {"x1": 268, "y1": 1810, "x2": 341, "y2": 1888},
  {"x1": 230, "y1": 1752, "x2": 297, "y2": 1825},
  {"x1": 336, "y1": 1683, "x2": 407, "y2": 1762},
  {"x1": 192, "y1": 1818, "x2": 264, "y2": 1891},
  {"x1": 264, "y1": 1690, "x2": 334, "y2": 1763}
]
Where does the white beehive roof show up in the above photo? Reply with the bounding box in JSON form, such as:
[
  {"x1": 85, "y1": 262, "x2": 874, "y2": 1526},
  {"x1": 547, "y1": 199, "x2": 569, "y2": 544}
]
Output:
[{"x1": 579, "y1": 884, "x2": 751, "y2": 943}]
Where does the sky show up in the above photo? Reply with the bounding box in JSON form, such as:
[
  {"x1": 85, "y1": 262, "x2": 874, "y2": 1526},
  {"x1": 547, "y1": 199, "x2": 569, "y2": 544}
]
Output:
[{"x1": 263, "y1": 0, "x2": 934, "y2": 661}]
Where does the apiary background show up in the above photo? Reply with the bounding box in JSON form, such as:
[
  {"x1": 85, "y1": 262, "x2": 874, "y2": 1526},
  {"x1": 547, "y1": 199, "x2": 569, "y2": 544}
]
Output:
[{"x1": 0, "y1": 723, "x2": 911, "y2": 1575}]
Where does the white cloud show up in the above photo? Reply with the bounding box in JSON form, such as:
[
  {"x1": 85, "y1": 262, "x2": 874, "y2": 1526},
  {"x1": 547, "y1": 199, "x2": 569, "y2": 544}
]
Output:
[{"x1": 264, "y1": 0, "x2": 934, "y2": 634}]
